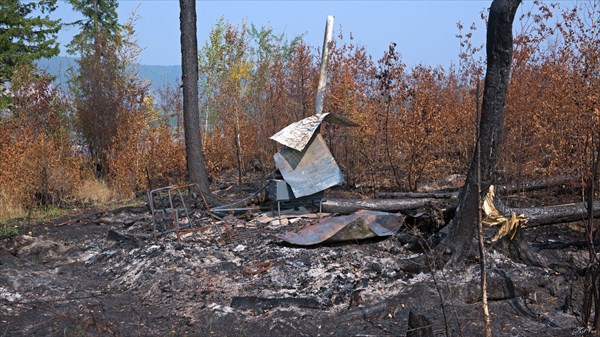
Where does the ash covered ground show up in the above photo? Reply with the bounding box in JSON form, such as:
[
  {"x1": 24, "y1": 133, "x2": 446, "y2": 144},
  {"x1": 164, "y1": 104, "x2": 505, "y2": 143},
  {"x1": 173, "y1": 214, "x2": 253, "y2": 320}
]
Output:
[{"x1": 0, "y1": 184, "x2": 592, "y2": 337}]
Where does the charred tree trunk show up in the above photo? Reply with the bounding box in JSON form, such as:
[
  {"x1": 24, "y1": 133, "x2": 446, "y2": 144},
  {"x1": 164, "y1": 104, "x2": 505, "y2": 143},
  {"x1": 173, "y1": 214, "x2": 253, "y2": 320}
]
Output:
[
  {"x1": 179, "y1": 0, "x2": 211, "y2": 194},
  {"x1": 436, "y1": 0, "x2": 521, "y2": 264}
]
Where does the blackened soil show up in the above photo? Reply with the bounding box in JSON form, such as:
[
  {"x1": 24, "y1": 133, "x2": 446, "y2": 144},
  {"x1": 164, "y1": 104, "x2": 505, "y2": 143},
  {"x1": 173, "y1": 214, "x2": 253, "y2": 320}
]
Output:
[{"x1": 0, "y1": 194, "x2": 593, "y2": 337}]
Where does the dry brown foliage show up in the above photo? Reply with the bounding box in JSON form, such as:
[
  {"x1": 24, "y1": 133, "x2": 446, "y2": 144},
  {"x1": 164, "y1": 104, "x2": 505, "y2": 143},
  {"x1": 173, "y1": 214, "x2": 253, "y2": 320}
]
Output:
[
  {"x1": 0, "y1": 66, "x2": 80, "y2": 216},
  {"x1": 1, "y1": 2, "x2": 599, "y2": 216}
]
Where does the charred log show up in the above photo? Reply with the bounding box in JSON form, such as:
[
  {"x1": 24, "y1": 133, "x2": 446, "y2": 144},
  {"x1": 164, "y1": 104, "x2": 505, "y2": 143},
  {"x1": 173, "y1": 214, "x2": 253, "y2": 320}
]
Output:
[
  {"x1": 497, "y1": 175, "x2": 579, "y2": 195},
  {"x1": 376, "y1": 191, "x2": 459, "y2": 199},
  {"x1": 487, "y1": 197, "x2": 600, "y2": 267},
  {"x1": 495, "y1": 199, "x2": 600, "y2": 227},
  {"x1": 377, "y1": 175, "x2": 579, "y2": 199},
  {"x1": 321, "y1": 198, "x2": 455, "y2": 215},
  {"x1": 405, "y1": 203, "x2": 449, "y2": 235}
]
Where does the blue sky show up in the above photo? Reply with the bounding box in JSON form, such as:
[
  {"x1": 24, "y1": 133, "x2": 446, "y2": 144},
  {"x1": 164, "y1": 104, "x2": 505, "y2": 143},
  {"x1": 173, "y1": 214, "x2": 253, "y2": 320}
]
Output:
[{"x1": 50, "y1": 1, "x2": 559, "y2": 68}]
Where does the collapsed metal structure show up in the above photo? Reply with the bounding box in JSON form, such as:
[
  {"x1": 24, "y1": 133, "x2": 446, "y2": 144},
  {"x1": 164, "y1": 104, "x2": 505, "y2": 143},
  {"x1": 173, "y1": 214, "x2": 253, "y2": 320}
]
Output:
[
  {"x1": 269, "y1": 16, "x2": 358, "y2": 210},
  {"x1": 145, "y1": 16, "x2": 375, "y2": 243}
]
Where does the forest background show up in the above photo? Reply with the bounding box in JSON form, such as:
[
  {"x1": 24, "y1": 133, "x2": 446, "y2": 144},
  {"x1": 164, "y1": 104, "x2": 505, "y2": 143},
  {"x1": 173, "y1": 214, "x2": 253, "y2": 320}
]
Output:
[{"x1": 1, "y1": 0, "x2": 599, "y2": 227}]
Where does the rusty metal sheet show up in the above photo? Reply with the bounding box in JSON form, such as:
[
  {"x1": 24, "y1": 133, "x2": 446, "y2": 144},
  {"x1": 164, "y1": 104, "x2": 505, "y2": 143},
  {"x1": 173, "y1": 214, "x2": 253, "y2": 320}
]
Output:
[
  {"x1": 279, "y1": 210, "x2": 403, "y2": 246},
  {"x1": 274, "y1": 133, "x2": 343, "y2": 198},
  {"x1": 270, "y1": 112, "x2": 358, "y2": 152}
]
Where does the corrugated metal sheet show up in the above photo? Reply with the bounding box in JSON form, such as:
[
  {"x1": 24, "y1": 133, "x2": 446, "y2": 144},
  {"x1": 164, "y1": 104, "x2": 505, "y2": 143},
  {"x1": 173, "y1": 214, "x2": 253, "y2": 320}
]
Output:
[
  {"x1": 270, "y1": 112, "x2": 359, "y2": 152},
  {"x1": 270, "y1": 114, "x2": 327, "y2": 152},
  {"x1": 273, "y1": 133, "x2": 343, "y2": 198},
  {"x1": 278, "y1": 210, "x2": 402, "y2": 245}
]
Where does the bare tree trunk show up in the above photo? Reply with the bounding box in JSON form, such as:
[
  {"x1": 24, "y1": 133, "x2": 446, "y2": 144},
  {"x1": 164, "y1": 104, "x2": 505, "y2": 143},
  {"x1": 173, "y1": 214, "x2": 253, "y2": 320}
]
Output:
[
  {"x1": 436, "y1": 0, "x2": 522, "y2": 264},
  {"x1": 179, "y1": 0, "x2": 211, "y2": 194}
]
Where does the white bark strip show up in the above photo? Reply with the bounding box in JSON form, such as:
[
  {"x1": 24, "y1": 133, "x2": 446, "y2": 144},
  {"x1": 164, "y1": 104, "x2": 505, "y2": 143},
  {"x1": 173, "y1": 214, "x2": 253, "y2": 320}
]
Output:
[{"x1": 315, "y1": 15, "x2": 334, "y2": 116}]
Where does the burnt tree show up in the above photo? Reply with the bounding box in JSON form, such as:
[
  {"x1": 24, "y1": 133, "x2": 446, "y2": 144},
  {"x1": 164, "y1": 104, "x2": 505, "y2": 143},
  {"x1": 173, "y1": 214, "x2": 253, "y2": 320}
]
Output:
[
  {"x1": 179, "y1": 0, "x2": 211, "y2": 194},
  {"x1": 437, "y1": 0, "x2": 522, "y2": 264}
]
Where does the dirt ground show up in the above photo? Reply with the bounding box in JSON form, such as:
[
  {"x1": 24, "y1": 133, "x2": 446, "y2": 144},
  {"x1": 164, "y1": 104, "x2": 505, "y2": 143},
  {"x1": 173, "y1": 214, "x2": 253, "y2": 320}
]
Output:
[{"x1": 0, "y1": 180, "x2": 595, "y2": 337}]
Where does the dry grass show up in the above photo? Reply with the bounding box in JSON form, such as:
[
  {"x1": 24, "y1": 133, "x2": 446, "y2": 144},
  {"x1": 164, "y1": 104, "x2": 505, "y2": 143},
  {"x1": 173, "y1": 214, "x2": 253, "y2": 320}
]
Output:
[
  {"x1": 0, "y1": 190, "x2": 24, "y2": 219},
  {"x1": 74, "y1": 178, "x2": 115, "y2": 205}
]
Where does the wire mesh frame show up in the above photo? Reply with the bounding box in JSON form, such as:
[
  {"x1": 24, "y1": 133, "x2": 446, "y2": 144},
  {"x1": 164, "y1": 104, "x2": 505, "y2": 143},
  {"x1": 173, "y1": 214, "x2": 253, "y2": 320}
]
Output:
[{"x1": 147, "y1": 183, "x2": 211, "y2": 240}]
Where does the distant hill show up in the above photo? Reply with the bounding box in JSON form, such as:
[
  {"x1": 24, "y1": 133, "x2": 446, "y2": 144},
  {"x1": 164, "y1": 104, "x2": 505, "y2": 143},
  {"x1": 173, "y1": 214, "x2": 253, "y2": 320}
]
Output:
[{"x1": 36, "y1": 56, "x2": 181, "y2": 93}]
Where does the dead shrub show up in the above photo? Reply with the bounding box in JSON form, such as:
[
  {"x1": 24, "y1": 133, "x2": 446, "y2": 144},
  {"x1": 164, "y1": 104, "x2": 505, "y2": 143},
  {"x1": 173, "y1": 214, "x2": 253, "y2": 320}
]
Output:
[
  {"x1": 0, "y1": 134, "x2": 81, "y2": 218},
  {"x1": 0, "y1": 65, "x2": 80, "y2": 218},
  {"x1": 108, "y1": 102, "x2": 187, "y2": 197}
]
